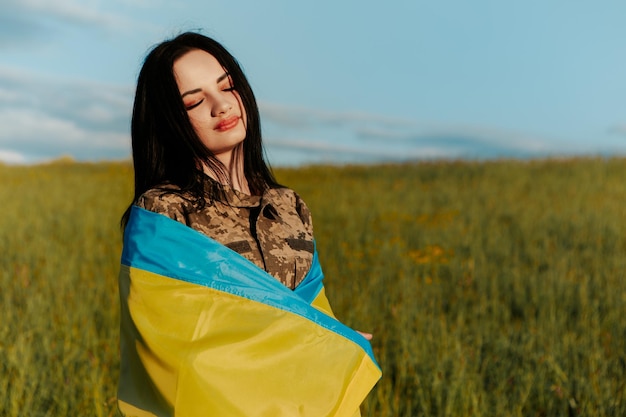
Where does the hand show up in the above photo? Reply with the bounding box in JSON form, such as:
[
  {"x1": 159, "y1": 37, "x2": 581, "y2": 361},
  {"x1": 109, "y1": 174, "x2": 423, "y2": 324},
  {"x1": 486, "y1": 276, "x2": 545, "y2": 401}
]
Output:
[{"x1": 357, "y1": 331, "x2": 373, "y2": 341}]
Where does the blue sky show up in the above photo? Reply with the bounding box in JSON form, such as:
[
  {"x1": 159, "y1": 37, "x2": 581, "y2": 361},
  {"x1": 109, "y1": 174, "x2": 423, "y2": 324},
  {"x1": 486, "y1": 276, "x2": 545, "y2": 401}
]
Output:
[{"x1": 1, "y1": 0, "x2": 626, "y2": 165}]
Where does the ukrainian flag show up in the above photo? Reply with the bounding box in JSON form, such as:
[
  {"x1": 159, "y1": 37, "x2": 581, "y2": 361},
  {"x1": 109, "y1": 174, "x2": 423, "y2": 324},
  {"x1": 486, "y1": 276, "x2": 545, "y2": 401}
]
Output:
[{"x1": 117, "y1": 206, "x2": 381, "y2": 417}]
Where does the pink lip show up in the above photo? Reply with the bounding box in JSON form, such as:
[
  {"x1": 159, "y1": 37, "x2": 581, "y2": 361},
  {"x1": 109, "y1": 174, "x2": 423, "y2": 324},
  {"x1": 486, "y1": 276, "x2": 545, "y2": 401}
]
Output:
[{"x1": 214, "y1": 116, "x2": 239, "y2": 132}]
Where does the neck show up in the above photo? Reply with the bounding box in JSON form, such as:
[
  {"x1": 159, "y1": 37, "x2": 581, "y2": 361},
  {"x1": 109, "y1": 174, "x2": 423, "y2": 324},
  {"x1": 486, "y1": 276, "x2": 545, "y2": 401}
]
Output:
[{"x1": 202, "y1": 146, "x2": 251, "y2": 194}]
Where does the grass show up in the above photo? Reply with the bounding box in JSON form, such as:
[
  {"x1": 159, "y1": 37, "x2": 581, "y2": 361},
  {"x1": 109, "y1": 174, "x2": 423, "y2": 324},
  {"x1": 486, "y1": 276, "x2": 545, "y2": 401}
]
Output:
[{"x1": 1, "y1": 157, "x2": 625, "y2": 416}]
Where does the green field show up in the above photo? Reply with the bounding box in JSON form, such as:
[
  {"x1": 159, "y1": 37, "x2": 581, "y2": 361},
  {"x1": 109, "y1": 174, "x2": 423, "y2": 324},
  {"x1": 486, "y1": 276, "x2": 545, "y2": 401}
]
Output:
[{"x1": 1, "y1": 158, "x2": 625, "y2": 416}]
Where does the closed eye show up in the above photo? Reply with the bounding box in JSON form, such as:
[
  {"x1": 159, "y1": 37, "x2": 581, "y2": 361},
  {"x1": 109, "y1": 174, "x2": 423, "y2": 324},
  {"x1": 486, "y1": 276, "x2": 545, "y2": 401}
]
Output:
[
  {"x1": 220, "y1": 81, "x2": 235, "y2": 92},
  {"x1": 185, "y1": 99, "x2": 204, "y2": 111}
]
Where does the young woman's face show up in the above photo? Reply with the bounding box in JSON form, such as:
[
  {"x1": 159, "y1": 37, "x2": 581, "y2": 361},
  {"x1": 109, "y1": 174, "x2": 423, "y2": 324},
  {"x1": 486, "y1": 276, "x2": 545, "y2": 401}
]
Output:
[{"x1": 173, "y1": 49, "x2": 247, "y2": 165}]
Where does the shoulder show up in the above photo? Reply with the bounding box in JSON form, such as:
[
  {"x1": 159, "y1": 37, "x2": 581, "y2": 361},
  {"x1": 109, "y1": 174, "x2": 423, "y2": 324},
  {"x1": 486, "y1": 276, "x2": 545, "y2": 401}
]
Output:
[
  {"x1": 267, "y1": 187, "x2": 313, "y2": 229},
  {"x1": 136, "y1": 184, "x2": 194, "y2": 225}
]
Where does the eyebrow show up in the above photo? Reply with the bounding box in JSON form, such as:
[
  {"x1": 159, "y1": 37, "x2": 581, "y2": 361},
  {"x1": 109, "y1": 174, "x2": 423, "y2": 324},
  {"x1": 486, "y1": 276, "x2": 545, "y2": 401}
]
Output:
[{"x1": 181, "y1": 72, "x2": 230, "y2": 99}]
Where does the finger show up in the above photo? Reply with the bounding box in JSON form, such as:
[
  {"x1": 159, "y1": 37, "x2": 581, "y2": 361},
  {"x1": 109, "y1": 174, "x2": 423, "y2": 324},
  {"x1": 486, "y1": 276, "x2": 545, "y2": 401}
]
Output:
[{"x1": 357, "y1": 331, "x2": 373, "y2": 341}]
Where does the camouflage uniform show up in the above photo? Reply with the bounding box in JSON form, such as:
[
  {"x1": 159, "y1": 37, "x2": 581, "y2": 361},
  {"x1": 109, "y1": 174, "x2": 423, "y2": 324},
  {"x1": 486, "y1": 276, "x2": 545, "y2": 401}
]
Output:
[{"x1": 136, "y1": 182, "x2": 314, "y2": 289}]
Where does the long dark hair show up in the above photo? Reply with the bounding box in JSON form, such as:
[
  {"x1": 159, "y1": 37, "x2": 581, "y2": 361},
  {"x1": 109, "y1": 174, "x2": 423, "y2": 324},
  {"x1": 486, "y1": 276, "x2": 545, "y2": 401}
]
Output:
[{"x1": 121, "y1": 32, "x2": 280, "y2": 228}]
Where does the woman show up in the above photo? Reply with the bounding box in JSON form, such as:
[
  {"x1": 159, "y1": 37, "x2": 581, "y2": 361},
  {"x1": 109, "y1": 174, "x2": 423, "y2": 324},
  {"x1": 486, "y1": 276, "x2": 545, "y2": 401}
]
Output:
[{"x1": 118, "y1": 32, "x2": 380, "y2": 417}]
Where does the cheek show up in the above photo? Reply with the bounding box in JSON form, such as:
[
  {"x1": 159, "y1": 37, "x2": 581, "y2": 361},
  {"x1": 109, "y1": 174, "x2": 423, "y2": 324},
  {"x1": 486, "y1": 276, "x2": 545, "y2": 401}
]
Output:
[
  {"x1": 187, "y1": 112, "x2": 210, "y2": 130},
  {"x1": 186, "y1": 117, "x2": 201, "y2": 133},
  {"x1": 234, "y1": 93, "x2": 247, "y2": 127},
  {"x1": 186, "y1": 118, "x2": 213, "y2": 142}
]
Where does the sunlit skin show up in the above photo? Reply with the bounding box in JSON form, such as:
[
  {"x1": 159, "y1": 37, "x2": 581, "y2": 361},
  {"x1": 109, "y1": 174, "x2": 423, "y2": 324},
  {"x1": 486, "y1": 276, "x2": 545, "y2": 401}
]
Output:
[
  {"x1": 358, "y1": 331, "x2": 373, "y2": 340},
  {"x1": 173, "y1": 49, "x2": 249, "y2": 192}
]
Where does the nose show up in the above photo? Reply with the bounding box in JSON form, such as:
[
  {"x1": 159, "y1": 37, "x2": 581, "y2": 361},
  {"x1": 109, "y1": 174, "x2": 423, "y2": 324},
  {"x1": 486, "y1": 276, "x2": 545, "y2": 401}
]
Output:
[{"x1": 211, "y1": 96, "x2": 232, "y2": 117}]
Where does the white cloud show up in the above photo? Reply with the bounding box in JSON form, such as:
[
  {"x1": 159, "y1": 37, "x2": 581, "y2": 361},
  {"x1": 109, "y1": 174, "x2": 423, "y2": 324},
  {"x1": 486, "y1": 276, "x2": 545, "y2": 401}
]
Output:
[
  {"x1": 267, "y1": 138, "x2": 382, "y2": 155},
  {"x1": 0, "y1": 150, "x2": 28, "y2": 164},
  {"x1": 0, "y1": 62, "x2": 609, "y2": 166},
  {"x1": 260, "y1": 101, "x2": 574, "y2": 163},
  {"x1": 0, "y1": 109, "x2": 84, "y2": 141},
  {"x1": 609, "y1": 125, "x2": 626, "y2": 135},
  {"x1": 260, "y1": 102, "x2": 417, "y2": 130},
  {"x1": 2, "y1": 0, "x2": 158, "y2": 37},
  {"x1": 0, "y1": 108, "x2": 129, "y2": 159},
  {"x1": 18, "y1": 0, "x2": 122, "y2": 26},
  {"x1": 265, "y1": 137, "x2": 468, "y2": 162},
  {"x1": 0, "y1": 88, "x2": 20, "y2": 102},
  {"x1": 356, "y1": 124, "x2": 560, "y2": 154},
  {"x1": 0, "y1": 65, "x2": 132, "y2": 162}
]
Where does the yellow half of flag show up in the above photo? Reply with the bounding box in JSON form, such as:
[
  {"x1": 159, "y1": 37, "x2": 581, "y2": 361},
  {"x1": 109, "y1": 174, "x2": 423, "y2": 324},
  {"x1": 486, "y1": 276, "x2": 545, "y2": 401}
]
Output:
[{"x1": 117, "y1": 206, "x2": 381, "y2": 417}]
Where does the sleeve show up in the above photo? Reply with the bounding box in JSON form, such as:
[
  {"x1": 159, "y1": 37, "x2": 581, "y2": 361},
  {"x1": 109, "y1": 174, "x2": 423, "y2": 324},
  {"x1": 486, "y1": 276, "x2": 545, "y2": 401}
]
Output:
[{"x1": 136, "y1": 188, "x2": 191, "y2": 226}]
